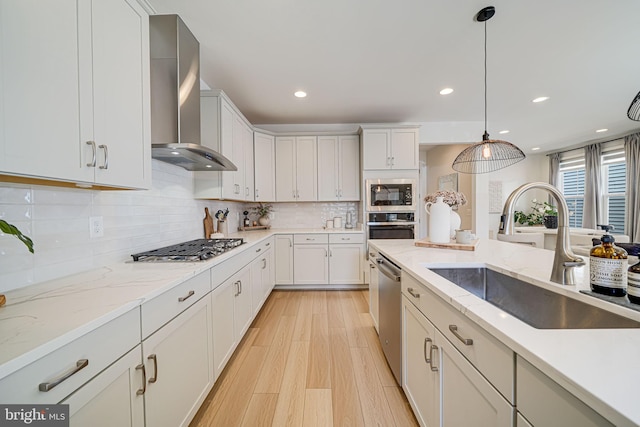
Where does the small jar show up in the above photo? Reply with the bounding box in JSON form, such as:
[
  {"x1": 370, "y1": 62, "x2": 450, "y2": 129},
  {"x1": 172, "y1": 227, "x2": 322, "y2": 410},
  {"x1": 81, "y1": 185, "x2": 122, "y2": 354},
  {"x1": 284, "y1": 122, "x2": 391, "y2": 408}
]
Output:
[{"x1": 628, "y1": 259, "x2": 640, "y2": 304}]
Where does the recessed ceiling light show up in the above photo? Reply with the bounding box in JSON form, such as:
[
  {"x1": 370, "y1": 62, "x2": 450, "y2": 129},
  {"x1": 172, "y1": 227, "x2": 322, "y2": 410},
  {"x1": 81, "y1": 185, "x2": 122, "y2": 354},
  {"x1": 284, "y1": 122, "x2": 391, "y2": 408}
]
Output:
[
  {"x1": 294, "y1": 91, "x2": 307, "y2": 98},
  {"x1": 531, "y1": 147, "x2": 541, "y2": 151},
  {"x1": 171, "y1": 151, "x2": 180, "y2": 155},
  {"x1": 596, "y1": 128, "x2": 608, "y2": 133},
  {"x1": 532, "y1": 96, "x2": 549, "y2": 103},
  {"x1": 206, "y1": 164, "x2": 212, "y2": 168},
  {"x1": 439, "y1": 88, "x2": 454, "y2": 95},
  {"x1": 498, "y1": 130, "x2": 510, "y2": 134}
]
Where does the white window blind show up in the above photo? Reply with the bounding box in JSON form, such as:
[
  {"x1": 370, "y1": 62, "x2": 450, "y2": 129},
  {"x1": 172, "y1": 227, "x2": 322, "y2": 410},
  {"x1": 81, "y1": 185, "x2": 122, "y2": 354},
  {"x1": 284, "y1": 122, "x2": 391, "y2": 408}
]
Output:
[
  {"x1": 559, "y1": 156, "x2": 585, "y2": 228},
  {"x1": 602, "y1": 150, "x2": 626, "y2": 233}
]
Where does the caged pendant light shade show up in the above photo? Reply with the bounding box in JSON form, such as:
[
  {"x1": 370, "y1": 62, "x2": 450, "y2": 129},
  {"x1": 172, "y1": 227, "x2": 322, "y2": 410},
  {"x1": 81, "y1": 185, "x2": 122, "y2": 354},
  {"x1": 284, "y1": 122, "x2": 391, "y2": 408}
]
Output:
[
  {"x1": 452, "y1": 6, "x2": 525, "y2": 174},
  {"x1": 627, "y1": 90, "x2": 640, "y2": 121}
]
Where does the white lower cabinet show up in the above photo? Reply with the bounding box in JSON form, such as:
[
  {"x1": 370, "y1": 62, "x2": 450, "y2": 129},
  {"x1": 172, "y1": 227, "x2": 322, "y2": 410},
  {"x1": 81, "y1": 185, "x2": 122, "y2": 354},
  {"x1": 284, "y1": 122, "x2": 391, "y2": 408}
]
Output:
[
  {"x1": 251, "y1": 244, "x2": 273, "y2": 316},
  {"x1": 368, "y1": 256, "x2": 380, "y2": 332},
  {"x1": 211, "y1": 264, "x2": 253, "y2": 377},
  {"x1": 516, "y1": 356, "x2": 613, "y2": 427},
  {"x1": 63, "y1": 345, "x2": 144, "y2": 427},
  {"x1": 142, "y1": 294, "x2": 214, "y2": 427},
  {"x1": 439, "y1": 329, "x2": 513, "y2": 426},
  {"x1": 402, "y1": 297, "x2": 439, "y2": 427},
  {"x1": 402, "y1": 295, "x2": 513, "y2": 427},
  {"x1": 294, "y1": 244, "x2": 329, "y2": 285},
  {"x1": 329, "y1": 244, "x2": 362, "y2": 283},
  {"x1": 274, "y1": 234, "x2": 294, "y2": 285}
]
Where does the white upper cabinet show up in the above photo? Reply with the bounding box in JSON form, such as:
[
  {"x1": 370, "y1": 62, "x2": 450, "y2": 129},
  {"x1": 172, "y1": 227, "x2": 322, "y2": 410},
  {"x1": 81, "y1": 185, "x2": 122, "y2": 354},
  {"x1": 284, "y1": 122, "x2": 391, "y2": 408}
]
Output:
[
  {"x1": 0, "y1": 0, "x2": 151, "y2": 189},
  {"x1": 275, "y1": 136, "x2": 317, "y2": 202},
  {"x1": 317, "y1": 135, "x2": 360, "y2": 201},
  {"x1": 362, "y1": 127, "x2": 419, "y2": 170},
  {"x1": 196, "y1": 91, "x2": 254, "y2": 201},
  {"x1": 254, "y1": 132, "x2": 276, "y2": 201}
]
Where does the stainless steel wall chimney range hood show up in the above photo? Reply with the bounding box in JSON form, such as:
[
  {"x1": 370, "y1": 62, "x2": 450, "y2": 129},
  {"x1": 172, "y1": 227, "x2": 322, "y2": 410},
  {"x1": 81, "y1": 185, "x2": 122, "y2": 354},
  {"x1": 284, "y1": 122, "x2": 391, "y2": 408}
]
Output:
[{"x1": 149, "y1": 15, "x2": 236, "y2": 172}]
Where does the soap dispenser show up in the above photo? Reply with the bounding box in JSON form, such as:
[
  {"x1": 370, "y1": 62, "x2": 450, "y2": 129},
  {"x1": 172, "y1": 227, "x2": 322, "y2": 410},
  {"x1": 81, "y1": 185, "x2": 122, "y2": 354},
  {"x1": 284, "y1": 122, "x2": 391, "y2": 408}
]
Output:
[{"x1": 590, "y1": 225, "x2": 628, "y2": 296}]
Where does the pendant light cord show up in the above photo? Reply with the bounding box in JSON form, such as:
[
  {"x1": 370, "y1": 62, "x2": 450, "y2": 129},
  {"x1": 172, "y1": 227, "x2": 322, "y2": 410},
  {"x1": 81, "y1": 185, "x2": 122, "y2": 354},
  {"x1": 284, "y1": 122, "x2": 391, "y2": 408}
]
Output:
[{"x1": 484, "y1": 19, "x2": 488, "y2": 139}]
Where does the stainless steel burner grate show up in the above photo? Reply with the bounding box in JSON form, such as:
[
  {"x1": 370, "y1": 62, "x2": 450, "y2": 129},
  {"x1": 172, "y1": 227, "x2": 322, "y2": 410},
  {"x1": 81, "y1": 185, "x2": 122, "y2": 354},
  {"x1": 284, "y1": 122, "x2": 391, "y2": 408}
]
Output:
[{"x1": 131, "y1": 238, "x2": 244, "y2": 262}]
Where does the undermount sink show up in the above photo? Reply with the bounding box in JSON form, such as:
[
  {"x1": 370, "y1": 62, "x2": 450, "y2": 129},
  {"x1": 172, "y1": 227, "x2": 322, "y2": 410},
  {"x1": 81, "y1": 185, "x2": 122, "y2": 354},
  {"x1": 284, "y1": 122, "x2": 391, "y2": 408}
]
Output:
[{"x1": 429, "y1": 267, "x2": 640, "y2": 329}]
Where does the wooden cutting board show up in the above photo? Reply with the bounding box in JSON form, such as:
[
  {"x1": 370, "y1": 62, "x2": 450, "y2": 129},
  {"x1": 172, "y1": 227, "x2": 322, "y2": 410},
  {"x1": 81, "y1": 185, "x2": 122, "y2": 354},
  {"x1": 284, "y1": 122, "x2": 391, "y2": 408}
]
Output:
[
  {"x1": 414, "y1": 238, "x2": 479, "y2": 251},
  {"x1": 203, "y1": 208, "x2": 214, "y2": 238}
]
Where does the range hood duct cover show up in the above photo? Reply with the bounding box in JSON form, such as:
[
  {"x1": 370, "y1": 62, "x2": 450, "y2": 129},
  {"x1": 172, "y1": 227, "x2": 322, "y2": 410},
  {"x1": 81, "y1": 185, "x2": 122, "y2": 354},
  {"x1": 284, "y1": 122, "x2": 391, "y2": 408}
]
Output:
[{"x1": 149, "y1": 15, "x2": 236, "y2": 172}]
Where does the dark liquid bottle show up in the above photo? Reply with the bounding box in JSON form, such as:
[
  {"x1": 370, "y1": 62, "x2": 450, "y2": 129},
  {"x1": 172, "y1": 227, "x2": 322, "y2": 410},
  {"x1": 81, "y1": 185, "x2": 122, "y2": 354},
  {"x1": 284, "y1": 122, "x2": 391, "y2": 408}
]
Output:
[
  {"x1": 628, "y1": 259, "x2": 640, "y2": 304},
  {"x1": 590, "y1": 234, "x2": 628, "y2": 296}
]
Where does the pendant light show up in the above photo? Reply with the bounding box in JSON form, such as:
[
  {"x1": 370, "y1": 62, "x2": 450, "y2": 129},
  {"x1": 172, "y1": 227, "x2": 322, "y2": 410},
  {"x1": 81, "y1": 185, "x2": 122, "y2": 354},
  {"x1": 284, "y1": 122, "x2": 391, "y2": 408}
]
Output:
[
  {"x1": 452, "y1": 6, "x2": 525, "y2": 174},
  {"x1": 627, "y1": 90, "x2": 640, "y2": 121}
]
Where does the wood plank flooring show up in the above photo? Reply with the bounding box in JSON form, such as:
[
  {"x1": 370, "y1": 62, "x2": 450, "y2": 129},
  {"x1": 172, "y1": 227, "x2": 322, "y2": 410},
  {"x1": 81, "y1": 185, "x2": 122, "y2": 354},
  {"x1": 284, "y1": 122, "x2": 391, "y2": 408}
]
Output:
[{"x1": 190, "y1": 290, "x2": 418, "y2": 427}]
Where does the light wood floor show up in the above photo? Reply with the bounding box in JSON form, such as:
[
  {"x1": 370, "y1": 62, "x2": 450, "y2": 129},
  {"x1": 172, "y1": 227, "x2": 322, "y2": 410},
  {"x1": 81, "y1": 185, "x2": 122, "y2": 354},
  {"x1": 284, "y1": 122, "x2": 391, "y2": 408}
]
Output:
[{"x1": 190, "y1": 290, "x2": 418, "y2": 427}]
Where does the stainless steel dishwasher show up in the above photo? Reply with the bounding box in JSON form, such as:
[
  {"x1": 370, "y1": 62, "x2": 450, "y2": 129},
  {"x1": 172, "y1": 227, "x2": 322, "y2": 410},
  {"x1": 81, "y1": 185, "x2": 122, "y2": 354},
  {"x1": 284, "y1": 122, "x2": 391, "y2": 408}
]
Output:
[{"x1": 376, "y1": 253, "x2": 402, "y2": 385}]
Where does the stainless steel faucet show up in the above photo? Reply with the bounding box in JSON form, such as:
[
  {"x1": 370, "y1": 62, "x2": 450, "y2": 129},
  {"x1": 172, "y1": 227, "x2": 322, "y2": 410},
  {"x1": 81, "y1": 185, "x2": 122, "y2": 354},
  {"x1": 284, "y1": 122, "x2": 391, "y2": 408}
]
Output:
[{"x1": 498, "y1": 182, "x2": 584, "y2": 285}]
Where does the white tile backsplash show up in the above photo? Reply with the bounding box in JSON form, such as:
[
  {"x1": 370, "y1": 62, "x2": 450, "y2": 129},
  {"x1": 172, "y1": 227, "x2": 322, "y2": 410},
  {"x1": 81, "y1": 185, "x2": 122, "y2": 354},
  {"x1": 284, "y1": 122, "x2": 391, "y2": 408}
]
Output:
[{"x1": 0, "y1": 160, "x2": 359, "y2": 292}]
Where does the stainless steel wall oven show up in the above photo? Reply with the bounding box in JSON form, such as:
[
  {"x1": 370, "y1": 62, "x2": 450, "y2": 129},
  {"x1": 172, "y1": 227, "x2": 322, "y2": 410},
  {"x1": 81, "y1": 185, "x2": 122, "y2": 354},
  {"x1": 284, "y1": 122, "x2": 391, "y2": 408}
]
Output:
[{"x1": 367, "y1": 212, "x2": 415, "y2": 239}]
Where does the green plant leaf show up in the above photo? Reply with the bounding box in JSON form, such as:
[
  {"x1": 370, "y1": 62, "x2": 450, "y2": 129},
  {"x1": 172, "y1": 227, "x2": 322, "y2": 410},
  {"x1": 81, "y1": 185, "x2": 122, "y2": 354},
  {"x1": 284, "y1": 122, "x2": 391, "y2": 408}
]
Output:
[{"x1": 0, "y1": 220, "x2": 34, "y2": 253}]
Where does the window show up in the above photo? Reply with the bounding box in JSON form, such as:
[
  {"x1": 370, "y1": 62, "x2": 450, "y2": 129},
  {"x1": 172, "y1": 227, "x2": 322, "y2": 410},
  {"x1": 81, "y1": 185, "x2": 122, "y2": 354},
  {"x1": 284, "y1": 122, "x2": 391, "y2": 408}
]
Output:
[
  {"x1": 557, "y1": 143, "x2": 626, "y2": 232},
  {"x1": 559, "y1": 157, "x2": 585, "y2": 228}
]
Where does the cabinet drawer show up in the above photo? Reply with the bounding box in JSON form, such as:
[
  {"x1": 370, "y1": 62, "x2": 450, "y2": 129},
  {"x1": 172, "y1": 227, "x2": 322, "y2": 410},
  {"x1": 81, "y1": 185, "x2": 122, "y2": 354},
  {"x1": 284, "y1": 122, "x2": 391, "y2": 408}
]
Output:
[
  {"x1": 329, "y1": 233, "x2": 364, "y2": 244},
  {"x1": 402, "y1": 271, "x2": 514, "y2": 403},
  {"x1": 294, "y1": 234, "x2": 328, "y2": 244},
  {"x1": 0, "y1": 308, "x2": 140, "y2": 404},
  {"x1": 141, "y1": 270, "x2": 211, "y2": 339},
  {"x1": 250, "y1": 238, "x2": 273, "y2": 259}
]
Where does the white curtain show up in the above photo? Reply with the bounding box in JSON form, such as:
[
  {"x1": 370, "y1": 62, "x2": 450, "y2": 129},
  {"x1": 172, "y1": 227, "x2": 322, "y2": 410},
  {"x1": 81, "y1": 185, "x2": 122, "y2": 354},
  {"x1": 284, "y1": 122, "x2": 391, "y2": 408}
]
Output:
[
  {"x1": 582, "y1": 143, "x2": 602, "y2": 229},
  {"x1": 625, "y1": 133, "x2": 640, "y2": 241}
]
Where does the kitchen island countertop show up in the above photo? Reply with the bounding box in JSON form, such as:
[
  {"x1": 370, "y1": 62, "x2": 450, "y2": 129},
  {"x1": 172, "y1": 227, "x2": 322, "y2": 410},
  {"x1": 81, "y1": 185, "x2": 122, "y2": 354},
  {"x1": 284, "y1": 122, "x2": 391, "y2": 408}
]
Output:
[{"x1": 369, "y1": 238, "x2": 640, "y2": 426}]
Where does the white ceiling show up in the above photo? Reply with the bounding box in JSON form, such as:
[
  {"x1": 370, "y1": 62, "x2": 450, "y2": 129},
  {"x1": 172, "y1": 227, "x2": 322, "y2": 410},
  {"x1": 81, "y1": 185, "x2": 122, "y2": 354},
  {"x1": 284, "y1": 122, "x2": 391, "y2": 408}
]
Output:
[{"x1": 146, "y1": 0, "x2": 640, "y2": 153}]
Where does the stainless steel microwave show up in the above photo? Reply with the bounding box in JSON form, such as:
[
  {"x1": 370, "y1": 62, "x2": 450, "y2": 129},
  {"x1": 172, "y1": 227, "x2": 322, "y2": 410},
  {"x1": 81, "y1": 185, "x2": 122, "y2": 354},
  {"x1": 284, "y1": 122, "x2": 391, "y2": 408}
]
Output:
[{"x1": 365, "y1": 178, "x2": 417, "y2": 212}]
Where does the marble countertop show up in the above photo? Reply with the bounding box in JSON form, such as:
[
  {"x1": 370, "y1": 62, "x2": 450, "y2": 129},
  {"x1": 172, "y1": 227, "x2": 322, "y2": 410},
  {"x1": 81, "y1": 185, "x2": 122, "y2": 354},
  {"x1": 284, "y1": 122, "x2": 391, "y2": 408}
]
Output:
[
  {"x1": 369, "y1": 238, "x2": 640, "y2": 426},
  {"x1": 0, "y1": 227, "x2": 363, "y2": 380}
]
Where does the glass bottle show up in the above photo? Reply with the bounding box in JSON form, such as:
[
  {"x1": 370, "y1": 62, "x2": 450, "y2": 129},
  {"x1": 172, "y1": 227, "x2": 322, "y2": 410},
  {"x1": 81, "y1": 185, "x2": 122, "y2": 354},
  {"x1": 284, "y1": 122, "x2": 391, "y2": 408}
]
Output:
[
  {"x1": 590, "y1": 234, "x2": 628, "y2": 296},
  {"x1": 628, "y1": 259, "x2": 640, "y2": 304}
]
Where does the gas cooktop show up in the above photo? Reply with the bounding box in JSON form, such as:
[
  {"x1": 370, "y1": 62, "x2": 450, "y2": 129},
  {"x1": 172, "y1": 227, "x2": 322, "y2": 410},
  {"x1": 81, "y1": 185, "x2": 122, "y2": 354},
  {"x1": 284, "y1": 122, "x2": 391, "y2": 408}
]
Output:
[{"x1": 131, "y1": 238, "x2": 244, "y2": 262}]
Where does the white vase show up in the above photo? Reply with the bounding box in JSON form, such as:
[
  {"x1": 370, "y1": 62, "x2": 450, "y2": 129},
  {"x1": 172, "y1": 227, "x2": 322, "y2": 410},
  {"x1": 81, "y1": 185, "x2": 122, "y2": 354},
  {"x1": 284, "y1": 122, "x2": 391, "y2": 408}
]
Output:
[
  {"x1": 425, "y1": 196, "x2": 451, "y2": 243},
  {"x1": 258, "y1": 216, "x2": 270, "y2": 226},
  {"x1": 450, "y1": 210, "x2": 461, "y2": 239}
]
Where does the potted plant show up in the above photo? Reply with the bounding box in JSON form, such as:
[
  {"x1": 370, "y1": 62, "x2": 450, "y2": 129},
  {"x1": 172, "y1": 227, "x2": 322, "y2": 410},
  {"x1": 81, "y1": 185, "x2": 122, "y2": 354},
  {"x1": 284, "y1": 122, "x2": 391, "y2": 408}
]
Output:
[
  {"x1": 514, "y1": 199, "x2": 558, "y2": 228},
  {"x1": 251, "y1": 203, "x2": 273, "y2": 226}
]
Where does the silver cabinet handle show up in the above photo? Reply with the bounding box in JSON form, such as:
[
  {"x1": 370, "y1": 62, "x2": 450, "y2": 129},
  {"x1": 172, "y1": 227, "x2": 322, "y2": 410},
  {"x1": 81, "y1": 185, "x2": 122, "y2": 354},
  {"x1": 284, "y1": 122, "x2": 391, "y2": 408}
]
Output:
[
  {"x1": 306, "y1": 238, "x2": 314, "y2": 241},
  {"x1": 39, "y1": 359, "x2": 89, "y2": 392},
  {"x1": 293, "y1": 190, "x2": 296, "y2": 198},
  {"x1": 262, "y1": 258, "x2": 267, "y2": 269},
  {"x1": 256, "y1": 248, "x2": 262, "y2": 253},
  {"x1": 98, "y1": 144, "x2": 108, "y2": 169},
  {"x1": 255, "y1": 188, "x2": 259, "y2": 199},
  {"x1": 289, "y1": 239, "x2": 292, "y2": 248},
  {"x1": 296, "y1": 190, "x2": 300, "y2": 198},
  {"x1": 339, "y1": 189, "x2": 342, "y2": 197},
  {"x1": 324, "y1": 248, "x2": 328, "y2": 257},
  {"x1": 234, "y1": 281, "x2": 240, "y2": 297},
  {"x1": 449, "y1": 325, "x2": 473, "y2": 345},
  {"x1": 329, "y1": 249, "x2": 332, "y2": 257},
  {"x1": 135, "y1": 363, "x2": 146, "y2": 395},
  {"x1": 147, "y1": 354, "x2": 158, "y2": 383},
  {"x1": 424, "y1": 337, "x2": 432, "y2": 363},
  {"x1": 341, "y1": 237, "x2": 350, "y2": 241},
  {"x1": 239, "y1": 280, "x2": 243, "y2": 294},
  {"x1": 178, "y1": 290, "x2": 195, "y2": 302},
  {"x1": 391, "y1": 156, "x2": 395, "y2": 166},
  {"x1": 86, "y1": 141, "x2": 97, "y2": 167},
  {"x1": 266, "y1": 242, "x2": 270, "y2": 246},
  {"x1": 370, "y1": 263, "x2": 376, "y2": 269},
  {"x1": 407, "y1": 287, "x2": 421, "y2": 299},
  {"x1": 430, "y1": 345, "x2": 439, "y2": 372}
]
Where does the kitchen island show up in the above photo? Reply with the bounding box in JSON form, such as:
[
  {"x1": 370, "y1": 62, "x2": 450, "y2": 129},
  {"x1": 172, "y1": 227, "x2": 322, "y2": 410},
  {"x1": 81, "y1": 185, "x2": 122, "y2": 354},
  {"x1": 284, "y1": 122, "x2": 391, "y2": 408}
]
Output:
[{"x1": 369, "y1": 238, "x2": 640, "y2": 426}]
